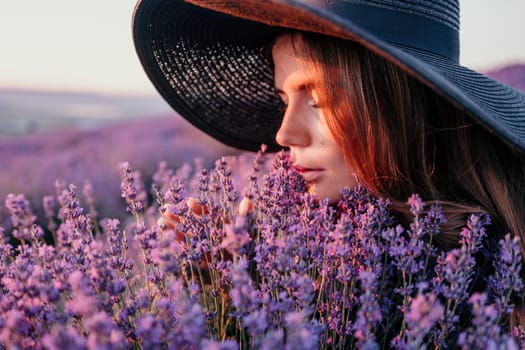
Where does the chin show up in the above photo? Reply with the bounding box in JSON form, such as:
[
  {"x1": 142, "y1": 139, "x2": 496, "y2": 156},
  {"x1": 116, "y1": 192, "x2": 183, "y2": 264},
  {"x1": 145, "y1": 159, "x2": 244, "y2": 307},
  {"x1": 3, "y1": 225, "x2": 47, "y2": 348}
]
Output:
[{"x1": 308, "y1": 183, "x2": 340, "y2": 204}]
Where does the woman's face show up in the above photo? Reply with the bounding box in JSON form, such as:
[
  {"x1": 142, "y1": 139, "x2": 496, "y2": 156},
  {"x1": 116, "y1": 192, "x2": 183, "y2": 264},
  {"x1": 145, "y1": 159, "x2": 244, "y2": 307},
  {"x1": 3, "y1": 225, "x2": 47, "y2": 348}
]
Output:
[{"x1": 272, "y1": 35, "x2": 357, "y2": 203}]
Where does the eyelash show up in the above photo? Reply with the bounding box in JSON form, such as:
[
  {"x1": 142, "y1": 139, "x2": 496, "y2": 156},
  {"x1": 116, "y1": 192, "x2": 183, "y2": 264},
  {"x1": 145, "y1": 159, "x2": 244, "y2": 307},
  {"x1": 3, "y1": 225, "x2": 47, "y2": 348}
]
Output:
[
  {"x1": 279, "y1": 98, "x2": 319, "y2": 111},
  {"x1": 308, "y1": 100, "x2": 319, "y2": 109}
]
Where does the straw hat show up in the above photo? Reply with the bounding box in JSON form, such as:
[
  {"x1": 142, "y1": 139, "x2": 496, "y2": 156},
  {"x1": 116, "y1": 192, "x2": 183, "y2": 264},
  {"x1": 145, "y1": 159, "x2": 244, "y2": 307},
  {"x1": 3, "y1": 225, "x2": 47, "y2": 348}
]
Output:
[{"x1": 133, "y1": 0, "x2": 525, "y2": 152}]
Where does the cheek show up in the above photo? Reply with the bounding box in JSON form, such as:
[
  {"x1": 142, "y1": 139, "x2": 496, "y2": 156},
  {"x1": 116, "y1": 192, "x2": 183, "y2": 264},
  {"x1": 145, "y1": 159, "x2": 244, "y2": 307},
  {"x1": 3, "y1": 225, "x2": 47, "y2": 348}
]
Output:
[
  {"x1": 329, "y1": 144, "x2": 355, "y2": 181},
  {"x1": 317, "y1": 124, "x2": 337, "y2": 146}
]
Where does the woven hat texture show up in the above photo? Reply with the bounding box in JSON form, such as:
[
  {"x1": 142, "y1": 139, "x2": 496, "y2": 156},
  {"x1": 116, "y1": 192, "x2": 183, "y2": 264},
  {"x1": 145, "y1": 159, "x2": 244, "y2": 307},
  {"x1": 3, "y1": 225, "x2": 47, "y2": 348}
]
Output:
[{"x1": 133, "y1": 0, "x2": 525, "y2": 152}]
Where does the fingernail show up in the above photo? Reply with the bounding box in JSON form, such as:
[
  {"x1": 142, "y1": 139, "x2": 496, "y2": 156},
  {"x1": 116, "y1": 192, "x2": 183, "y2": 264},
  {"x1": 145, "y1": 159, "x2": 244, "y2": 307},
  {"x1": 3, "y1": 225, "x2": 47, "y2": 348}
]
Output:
[{"x1": 238, "y1": 197, "x2": 252, "y2": 217}]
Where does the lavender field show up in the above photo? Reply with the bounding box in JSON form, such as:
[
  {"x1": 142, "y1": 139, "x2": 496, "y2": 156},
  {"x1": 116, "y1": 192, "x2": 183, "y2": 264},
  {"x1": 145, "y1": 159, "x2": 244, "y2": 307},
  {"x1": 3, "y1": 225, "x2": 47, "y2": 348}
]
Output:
[
  {"x1": 0, "y1": 149, "x2": 521, "y2": 348},
  {"x1": 0, "y1": 64, "x2": 523, "y2": 348},
  {"x1": 0, "y1": 89, "x2": 175, "y2": 135},
  {"x1": 0, "y1": 112, "x2": 237, "y2": 229},
  {"x1": 1, "y1": 63, "x2": 523, "y2": 228}
]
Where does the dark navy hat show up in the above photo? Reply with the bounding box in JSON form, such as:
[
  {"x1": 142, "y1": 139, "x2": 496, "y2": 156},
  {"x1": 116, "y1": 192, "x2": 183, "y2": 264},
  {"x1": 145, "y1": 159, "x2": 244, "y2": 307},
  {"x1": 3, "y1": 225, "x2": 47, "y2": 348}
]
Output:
[{"x1": 133, "y1": 0, "x2": 525, "y2": 152}]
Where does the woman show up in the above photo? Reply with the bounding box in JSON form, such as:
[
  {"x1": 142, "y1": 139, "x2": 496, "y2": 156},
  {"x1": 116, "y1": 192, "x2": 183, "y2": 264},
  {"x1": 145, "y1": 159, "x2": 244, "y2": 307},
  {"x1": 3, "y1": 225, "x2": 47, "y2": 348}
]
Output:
[
  {"x1": 271, "y1": 31, "x2": 525, "y2": 248},
  {"x1": 133, "y1": 0, "x2": 525, "y2": 322}
]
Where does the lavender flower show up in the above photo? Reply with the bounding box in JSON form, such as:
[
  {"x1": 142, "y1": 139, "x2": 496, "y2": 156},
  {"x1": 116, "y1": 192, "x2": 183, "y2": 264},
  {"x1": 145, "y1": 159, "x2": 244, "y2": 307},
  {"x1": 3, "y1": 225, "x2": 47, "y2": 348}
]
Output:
[
  {"x1": 430, "y1": 213, "x2": 492, "y2": 346},
  {"x1": 84, "y1": 312, "x2": 126, "y2": 349},
  {"x1": 82, "y1": 180, "x2": 97, "y2": 217},
  {"x1": 150, "y1": 232, "x2": 184, "y2": 277},
  {"x1": 284, "y1": 310, "x2": 322, "y2": 350},
  {"x1": 101, "y1": 218, "x2": 130, "y2": 272},
  {"x1": 403, "y1": 291, "x2": 444, "y2": 348},
  {"x1": 66, "y1": 270, "x2": 100, "y2": 318},
  {"x1": 152, "y1": 160, "x2": 175, "y2": 194},
  {"x1": 135, "y1": 315, "x2": 165, "y2": 348},
  {"x1": 200, "y1": 339, "x2": 239, "y2": 350},
  {"x1": 353, "y1": 271, "x2": 382, "y2": 348},
  {"x1": 5, "y1": 193, "x2": 42, "y2": 242},
  {"x1": 59, "y1": 184, "x2": 93, "y2": 238},
  {"x1": 0, "y1": 152, "x2": 521, "y2": 349},
  {"x1": 487, "y1": 234, "x2": 523, "y2": 316},
  {"x1": 42, "y1": 326, "x2": 88, "y2": 350},
  {"x1": 457, "y1": 293, "x2": 519, "y2": 349},
  {"x1": 220, "y1": 216, "x2": 251, "y2": 256},
  {"x1": 43, "y1": 195, "x2": 58, "y2": 233},
  {"x1": 0, "y1": 310, "x2": 34, "y2": 348},
  {"x1": 119, "y1": 161, "x2": 147, "y2": 216}
]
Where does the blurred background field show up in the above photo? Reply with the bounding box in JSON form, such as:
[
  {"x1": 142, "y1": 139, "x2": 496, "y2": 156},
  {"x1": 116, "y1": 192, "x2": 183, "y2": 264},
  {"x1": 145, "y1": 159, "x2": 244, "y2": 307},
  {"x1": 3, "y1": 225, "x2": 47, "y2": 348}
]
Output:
[
  {"x1": 1, "y1": 0, "x2": 524, "y2": 229},
  {"x1": 1, "y1": 64, "x2": 523, "y2": 229},
  {"x1": 0, "y1": 89, "x2": 172, "y2": 135},
  {"x1": 0, "y1": 88, "x2": 237, "y2": 228}
]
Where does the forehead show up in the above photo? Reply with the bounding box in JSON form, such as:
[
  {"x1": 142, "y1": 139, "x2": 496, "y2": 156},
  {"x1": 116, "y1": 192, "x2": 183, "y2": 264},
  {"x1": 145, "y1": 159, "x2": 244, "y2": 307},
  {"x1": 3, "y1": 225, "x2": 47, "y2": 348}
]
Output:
[
  {"x1": 271, "y1": 33, "x2": 332, "y2": 77},
  {"x1": 272, "y1": 34, "x2": 307, "y2": 58},
  {"x1": 272, "y1": 34, "x2": 315, "y2": 85}
]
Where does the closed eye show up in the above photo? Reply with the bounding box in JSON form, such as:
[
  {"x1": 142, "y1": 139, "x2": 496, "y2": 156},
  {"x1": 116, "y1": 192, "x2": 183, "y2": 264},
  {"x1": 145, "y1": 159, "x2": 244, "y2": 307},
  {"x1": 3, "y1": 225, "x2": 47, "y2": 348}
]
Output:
[
  {"x1": 275, "y1": 85, "x2": 320, "y2": 111},
  {"x1": 308, "y1": 100, "x2": 319, "y2": 109}
]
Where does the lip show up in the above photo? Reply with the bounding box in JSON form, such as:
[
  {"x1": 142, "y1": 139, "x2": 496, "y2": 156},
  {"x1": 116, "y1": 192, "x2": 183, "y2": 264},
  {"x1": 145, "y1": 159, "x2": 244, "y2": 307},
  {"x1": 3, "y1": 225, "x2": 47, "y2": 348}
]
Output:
[{"x1": 293, "y1": 165, "x2": 324, "y2": 182}]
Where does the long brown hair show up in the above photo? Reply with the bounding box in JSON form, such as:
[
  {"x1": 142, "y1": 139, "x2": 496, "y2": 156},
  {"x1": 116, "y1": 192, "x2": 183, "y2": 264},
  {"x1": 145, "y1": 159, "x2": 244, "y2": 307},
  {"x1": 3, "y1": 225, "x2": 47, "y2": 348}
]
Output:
[
  {"x1": 288, "y1": 32, "x2": 525, "y2": 244},
  {"x1": 280, "y1": 31, "x2": 525, "y2": 321}
]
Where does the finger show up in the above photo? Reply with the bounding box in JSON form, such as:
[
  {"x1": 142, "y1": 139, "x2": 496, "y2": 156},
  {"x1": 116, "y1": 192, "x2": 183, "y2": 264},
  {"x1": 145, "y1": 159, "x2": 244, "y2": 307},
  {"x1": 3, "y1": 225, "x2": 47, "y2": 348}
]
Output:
[
  {"x1": 157, "y1": 216, "x2": 190, "y2": 243},
  {"x1": 238, "y1": 197, "x2": 253, "y2": 217},
  {"x1": 161, "y1": 204, "x2": 183, "y2": 224},
  {"x1": 187, "y1": 197, "x2": 209, "y2": 216},
  {"x1": 157, "y1": 215, "x2": 179, "y2": 231}
]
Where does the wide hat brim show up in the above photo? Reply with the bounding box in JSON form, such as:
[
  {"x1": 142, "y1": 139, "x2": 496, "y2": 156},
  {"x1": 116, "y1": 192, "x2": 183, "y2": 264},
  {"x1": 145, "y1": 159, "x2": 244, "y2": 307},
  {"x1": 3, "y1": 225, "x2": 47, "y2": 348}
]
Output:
[{"x1": 133, "y1": 0, "x2": 525, "y2": 152}]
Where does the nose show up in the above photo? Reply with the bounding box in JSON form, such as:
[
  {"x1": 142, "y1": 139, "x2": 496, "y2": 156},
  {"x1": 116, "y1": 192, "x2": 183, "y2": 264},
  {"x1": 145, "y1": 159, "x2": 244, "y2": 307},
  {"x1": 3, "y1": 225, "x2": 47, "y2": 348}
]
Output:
[{"x1": 275, "y1": 105, "x2": 310, "y2": 147}]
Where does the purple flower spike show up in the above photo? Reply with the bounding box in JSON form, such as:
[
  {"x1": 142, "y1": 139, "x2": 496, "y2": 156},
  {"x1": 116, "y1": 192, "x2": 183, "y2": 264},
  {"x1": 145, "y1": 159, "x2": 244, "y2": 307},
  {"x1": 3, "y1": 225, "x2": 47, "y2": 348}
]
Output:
[
  {"x1": 220, "y1": 216, "x2": 251, "y2": 255},
  {"x1": 152, "y1": 160, "x2": 175, "y2": 194},
  {"x1": 5, "y1": 193, "x2": 41, "y2": 242},
  {"x1": 66, "y1": 270, "x2": 99, "y2": 318},
  {"x1": 119, "y1": 161, "x2": 147, "y2": 215},
  {"x1": 42, "y1": 195, "x2": 58, "y2": 232},
  {"x1": 102, "y1": 218, "x2": 130, "y2": 272},
  {"x1": 458, "y1": 293, "x2": 519, "y2": 349},
  {"x1": 82, "y1": 180, "x2": 98, "y2": 218},
  {"x1": 488, "y1": 234, "x2": 523, "y2": 315},
  {"x1": 58, "y1": 184, "x2": 93, "y2": 238},
  {"x1": 85, "y1": 312, "x2": 126, "y2": 349},
  {"x1": 407, "y1": 193, "x2": 424, "y2": 217},
  {"x1": 404, "y1": 292, "x2": 444, "y2": 348},
  {"x1": 42, "y1": 326, "x2": 87, "y2": 350},
  {"x1": 201, "y1": 339, "x2": 239, "y2": 350},
  {"x1": 284, "y1": 310, "x2": 322, "y2": 350},
  {"x1": 0, "y1": 310, "x2": 32, "y2": 347},
  {"x1": 0, "y1": 151, "x2": 520, "y2": 349},
  {"x1": 151, "y1": 230, "x2": 184, "y2": 276},
  {"x1": 353, "y1": 271, "x2": 382, "y2": 348},
  {"x1": 135, "y1": 315, "x2": 165, "y2": 348}
]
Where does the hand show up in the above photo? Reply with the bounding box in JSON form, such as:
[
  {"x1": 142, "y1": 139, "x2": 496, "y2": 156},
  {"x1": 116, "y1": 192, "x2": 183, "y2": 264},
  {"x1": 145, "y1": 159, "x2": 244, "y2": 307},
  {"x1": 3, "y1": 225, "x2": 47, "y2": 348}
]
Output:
[
  {"x1": 158, "y1": 197, "x2": 253, "y2": 241},
  {"x1": 157, "y1": 196, "x2": 252, "y2": 279},
  {"x1": 157, "y1": 197, "x2": 208, "y2": 242}
]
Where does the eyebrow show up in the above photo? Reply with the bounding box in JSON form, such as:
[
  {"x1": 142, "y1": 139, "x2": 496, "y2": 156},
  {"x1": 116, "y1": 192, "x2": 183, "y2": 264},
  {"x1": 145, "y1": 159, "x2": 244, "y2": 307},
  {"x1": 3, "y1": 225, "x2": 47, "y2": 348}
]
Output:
[{"x1": 274, "y1": 80, "x2": 317, "y2": 95}]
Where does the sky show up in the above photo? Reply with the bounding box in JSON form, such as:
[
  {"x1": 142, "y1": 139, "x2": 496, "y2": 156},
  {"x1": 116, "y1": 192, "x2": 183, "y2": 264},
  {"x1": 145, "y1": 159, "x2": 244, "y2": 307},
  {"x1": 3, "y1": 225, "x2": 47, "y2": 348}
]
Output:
[{"x1": 0, "y1": 0, "x2": 524, "y2": 96}]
